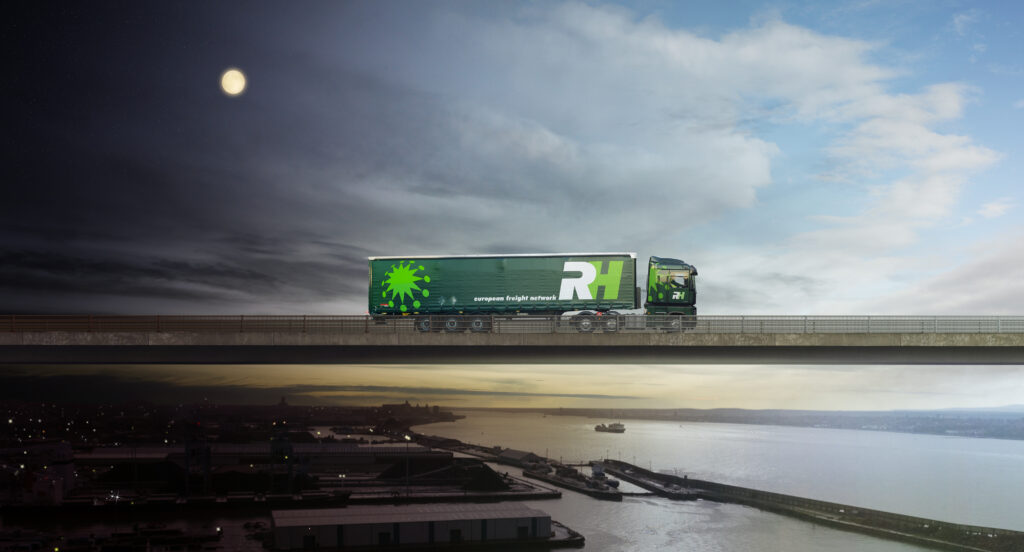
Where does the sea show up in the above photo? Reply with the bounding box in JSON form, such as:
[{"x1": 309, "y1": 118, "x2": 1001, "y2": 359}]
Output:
[{"x1": 413, "y1": 410, "x2": 1024, "y2": 552}]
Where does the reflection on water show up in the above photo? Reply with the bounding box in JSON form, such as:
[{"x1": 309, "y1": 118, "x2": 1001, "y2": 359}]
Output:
[
  {"x1": 415, "y1": 410, "x2": 1024, "y2": 551},
  {"x1": 524, "y1": 490, "x2": 933, "y2": 552}
]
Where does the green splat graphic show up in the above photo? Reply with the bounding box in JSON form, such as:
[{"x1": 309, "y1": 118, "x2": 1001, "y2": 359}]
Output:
[
  {"x1": 382, "y1": 260, "x2": 430, "y2": 312},
  {"x1": 648, "y1": 263, "x2": 659, "y2": 298}
]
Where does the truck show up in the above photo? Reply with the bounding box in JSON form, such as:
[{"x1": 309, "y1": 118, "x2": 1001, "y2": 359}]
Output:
[{"x1": 368, "y1": 252, "x2": 697, "y2": 332}]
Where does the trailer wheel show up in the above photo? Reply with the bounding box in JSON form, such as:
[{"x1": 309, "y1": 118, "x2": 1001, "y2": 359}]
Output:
[
  {"x1": 469, "y1": 317, "x2": 490, "y2": 333},
  {"x1": 575, "y1": 312, "x2": 596, "y2": 333},
  {"x1": 416, "y1": 317, "x2": 432, "y2": 332},
  {"x1": 443, "y1": 317, "x2": 462, "y2": 332},
  {"x1": 603, "y1": 311, "x2": 620, "y2": 332}
]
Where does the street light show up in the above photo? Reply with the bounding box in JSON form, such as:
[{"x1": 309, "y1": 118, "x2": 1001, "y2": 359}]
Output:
[{"x1": 404, "y1": 435, "x2": 412, "y2": 498}]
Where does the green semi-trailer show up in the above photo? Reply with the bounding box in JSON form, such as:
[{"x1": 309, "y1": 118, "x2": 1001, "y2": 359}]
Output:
[{"x1": 368, "y1": 253, "x2": 697, "y2": 331}]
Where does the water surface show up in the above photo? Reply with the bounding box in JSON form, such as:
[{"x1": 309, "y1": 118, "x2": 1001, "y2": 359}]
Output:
[{"x1": 414, "y1": 410, "x2": 1024, "y2": 550}]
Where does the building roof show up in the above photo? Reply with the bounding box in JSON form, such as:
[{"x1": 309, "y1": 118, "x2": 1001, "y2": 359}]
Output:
[
  {"x1": 272, "y1": 503, "x2": 550, "y2": 528},
  {"x1": 497, "y1": 449, "x2": 539, "y2": 461}
]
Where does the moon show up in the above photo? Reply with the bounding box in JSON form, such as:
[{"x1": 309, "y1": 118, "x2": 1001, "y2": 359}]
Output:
[{"x1": 220, "y1": 68, "x2": 246, "y2": 96}]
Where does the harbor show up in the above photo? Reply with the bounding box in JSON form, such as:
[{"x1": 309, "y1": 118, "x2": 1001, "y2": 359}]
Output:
[
  {"x1": 417, "y1": 428, "x2": 1024, "y2": 552},
  {"x1": 3, "y1": 404, "x2": 1023, "y2": 551}
]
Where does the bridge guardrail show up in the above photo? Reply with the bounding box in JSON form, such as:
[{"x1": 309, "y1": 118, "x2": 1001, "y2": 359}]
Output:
[{"x1": 4, "y1": 315, "x2": 1024, "y2": 334}]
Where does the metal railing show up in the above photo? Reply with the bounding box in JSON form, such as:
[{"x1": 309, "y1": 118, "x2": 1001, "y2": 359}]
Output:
[{"x1": 3, "y1": 315, "x2": 1024, "y2": 334}]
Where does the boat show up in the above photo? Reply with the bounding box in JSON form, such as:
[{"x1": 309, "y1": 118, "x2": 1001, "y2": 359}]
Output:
[{"x1": 595, "y1": 423, "x2": 625, "y2": 433}]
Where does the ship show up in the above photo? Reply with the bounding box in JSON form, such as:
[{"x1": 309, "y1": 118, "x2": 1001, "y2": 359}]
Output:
[{"x1": 595, "y1": 423, "x2": 625, "y2": 433}]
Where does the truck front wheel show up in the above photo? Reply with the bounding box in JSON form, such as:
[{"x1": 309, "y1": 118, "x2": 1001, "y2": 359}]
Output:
[
  {"x1": 664, "y1": 314, "x2": 696, "y2": 332},
  {"x1": 416, "y1": 317, "x2": 432, "y2": 332}
]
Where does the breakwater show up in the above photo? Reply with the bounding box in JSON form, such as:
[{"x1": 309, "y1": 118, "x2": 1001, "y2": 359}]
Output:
[{"x1": 602, "y1": 460, "x2": 1024, "y2": 552}]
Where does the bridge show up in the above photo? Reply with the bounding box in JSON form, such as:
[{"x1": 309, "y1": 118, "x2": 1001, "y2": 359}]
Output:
[{"x1": 3, "y1": 315, "x2": 1024, "y2": 364}]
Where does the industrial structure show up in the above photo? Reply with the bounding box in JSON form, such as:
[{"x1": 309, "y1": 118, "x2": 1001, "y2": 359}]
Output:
[{"x1": 272, "y1": 503, "x2": 555, "y2": 549}]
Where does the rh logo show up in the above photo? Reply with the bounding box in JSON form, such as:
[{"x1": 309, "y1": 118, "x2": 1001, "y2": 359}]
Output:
[{"x1": 558, "y1": 261, "x2": 624, "y2": 300}]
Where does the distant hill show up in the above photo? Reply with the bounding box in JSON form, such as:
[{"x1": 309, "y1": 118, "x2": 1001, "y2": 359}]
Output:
[{"x1": 523, "y1": 406, "x2": 1024, "y2": 441}]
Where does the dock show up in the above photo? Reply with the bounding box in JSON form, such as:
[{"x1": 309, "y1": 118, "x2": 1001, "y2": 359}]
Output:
[
  {"x1": 599, "y1": 461, "x2": 699, "y2": 500},
  {"x1": 600, "y1": 460, "x2": 1024, "y2": 552},
  {"x1": 417, "y1": 434, "x2": 621, "y2": 502},
  {"x1": 522, "y1": 470, "x2": 622, "y2": 502}
]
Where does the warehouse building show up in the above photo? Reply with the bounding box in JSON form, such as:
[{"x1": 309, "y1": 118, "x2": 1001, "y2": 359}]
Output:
[
  {"x1": 272, "y1": 502, "x2": 553, "y2": 549},
  {"x1": 496, "y1": 448, "x2": 544, "y2": 467}
]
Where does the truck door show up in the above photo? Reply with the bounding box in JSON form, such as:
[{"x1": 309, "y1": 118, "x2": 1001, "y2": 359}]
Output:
[{"x1": 667, "y1": 269, "x2": 692, "y2": 303}]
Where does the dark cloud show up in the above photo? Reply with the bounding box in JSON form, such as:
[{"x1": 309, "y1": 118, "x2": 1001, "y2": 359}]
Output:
[
  {"x1": 5, "y1": 2, "x2": 769, "y2": 314},
  {"x1": 0, "y1": 249, "x2": 278, "y2": 305},
  {"x1": 0, "y1": 245, "x2": 367, "y2": 314},
  {"x1": 6, "y1": 3, "x2": 483, "y2": 313}
]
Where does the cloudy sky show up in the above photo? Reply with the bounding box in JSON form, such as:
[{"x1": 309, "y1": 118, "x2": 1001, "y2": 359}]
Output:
[
  {"x1": 7, "y1": 0, "x2": 1024, "y2": 315},
  {"x1": 6, "y1": 2, "x2": 1024, "y2": 409}
]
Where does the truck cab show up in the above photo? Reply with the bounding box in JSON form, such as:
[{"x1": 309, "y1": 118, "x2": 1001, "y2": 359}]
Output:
[{"x1": 644, "y1": 256, "x2": 697, "y2": 316}]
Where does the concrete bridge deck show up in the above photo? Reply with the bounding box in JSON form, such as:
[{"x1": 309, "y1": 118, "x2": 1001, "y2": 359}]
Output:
[{"x1": 3, "y1": 315, "x2": 1024, "y2": 364}]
